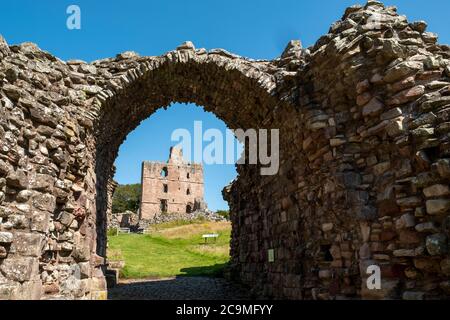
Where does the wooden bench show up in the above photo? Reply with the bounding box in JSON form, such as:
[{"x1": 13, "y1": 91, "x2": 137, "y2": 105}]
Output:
[
  {"x1": 117, "y1": 228, "x2": 130, "y2": 235},
  {"x1": 202, "y1": 233, "x2": 219, "y2": 243}
]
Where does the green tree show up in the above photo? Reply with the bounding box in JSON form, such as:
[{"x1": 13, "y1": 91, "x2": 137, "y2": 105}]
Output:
[
  {"x1": 216, "y1": 210, "x2": 230, "y2": 220},
  {"x1": 112, "y1": 184, "x2": 141, "y2": 213}
]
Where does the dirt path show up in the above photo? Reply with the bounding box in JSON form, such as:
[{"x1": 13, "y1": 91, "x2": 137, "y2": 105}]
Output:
[{"x1": 107, "y1": 276, "x2": 251, "y2": 300}]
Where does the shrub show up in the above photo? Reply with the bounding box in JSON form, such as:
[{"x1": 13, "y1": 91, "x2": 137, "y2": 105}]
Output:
[
  {"x1": 107, "y1": 228, "x2": 118, "y2": 237},
  {"x1": 216, "y1": 210, "x2": 230, "y2": 220}
]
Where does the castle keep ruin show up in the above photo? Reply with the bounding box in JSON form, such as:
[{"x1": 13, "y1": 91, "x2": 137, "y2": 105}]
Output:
[
  {"x1": 140, "y1": 147, "x2": 205, "y2": 220},
  {"x1": 0, "y1": 1, "x2": 450, "y2": 300}
]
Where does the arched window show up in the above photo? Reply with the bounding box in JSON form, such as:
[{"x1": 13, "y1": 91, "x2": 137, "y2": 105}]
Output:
[
  {"x1": 187, "y1": 173, "x2": 190, "y2": 179},
  {"x1": 161, "y1": 167, "x2": 168, "y2": 178},
  {"x1": 186, "y1": 188, "x2": 191, "y2": 195},
  {"x1": 163, "y1": 184, "x2": 168, "y2": 193}
]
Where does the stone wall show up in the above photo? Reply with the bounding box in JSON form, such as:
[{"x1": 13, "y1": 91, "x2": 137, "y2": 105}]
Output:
[
  {"x1": 0, "y1": 1, "x2": 449, "y2": 300},
  {"x1": 226, "y1": 1, "x2": 450, "y2": 299}
]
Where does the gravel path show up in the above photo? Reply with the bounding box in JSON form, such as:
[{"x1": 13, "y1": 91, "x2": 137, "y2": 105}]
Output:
[{"x1": 107, "y1": 276, "x2": 250, "y2": 300}]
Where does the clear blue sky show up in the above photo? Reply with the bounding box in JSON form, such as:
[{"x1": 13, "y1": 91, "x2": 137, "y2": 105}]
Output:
[{"x1": 1, "y1": 1, "x2": 449, "y2": 210}]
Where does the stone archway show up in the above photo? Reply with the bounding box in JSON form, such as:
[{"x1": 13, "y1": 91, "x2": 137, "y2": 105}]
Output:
[
  {"x1": 91, "y1": 40, "x2": 289, "y2": 267},
  {"x1": 0, "y1": 1, "x2": 449, "y2": 300}
]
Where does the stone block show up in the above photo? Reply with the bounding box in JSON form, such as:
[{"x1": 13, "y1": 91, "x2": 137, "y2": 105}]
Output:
[
  {"x1": 402, "y1": 291, "x2": 425, "y2": 300},
  {"x1": 397, "y1": 196, "x2": 422, "y2": 208},
  {"x1": 415, "y1": 222, "x2": 439, "y2": 233},
  {"x1": 0, "y1": 257, "x2": 39, "y2": 282},
  {"x1": 10, "y1": 232, "x2": 44, "y2": 257},
  {"x1": 426, "y1": 199, "x2": 450, "y2": 215},
  {"x1": 6, "y1": 170, "x2": 28, "y2": 189},
  {"x1": 426, "y1": 233, "x2": 448, "y2": 255},
  {"x1": 32, "y1": 193, "x2": 56, "y2": 212},
  {"x1": 383, "y1": 61, "x2": 422, "y2": 83},
  {"x1": 440, "y1": 258, "x2": 450, "y2": 276},
  {"x1": 360, "y1": 279, "x2": 399, "y2": 300},
  {"x1": 423, "y1": 184, "x2": 450, "y2": 198},
  {"x1": 414, "y1": 258, "x2": 441, "y2": 273},
  {"x1": 362, "y1": 97, "x2": 384, "y2": 117},
  {"x1": 395, "y1": 213, "x2": 415, "y2": 229},
  {"x1": 0, "y1": 232, "x2": 13, "y2": 244}
]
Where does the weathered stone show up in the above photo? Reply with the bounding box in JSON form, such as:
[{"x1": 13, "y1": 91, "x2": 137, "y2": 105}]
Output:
[
  {"x1": 0, "y1": 160, "x2": 10, "y2": 176},
  {"x1": 424, "y1": 56, "x2": 440, "y2": 70},
  {"x1": 321, "y1": 223, "x2": 334, "y2": 232},
  {"x1": 387, "y1": 86, "x2": 425, "y2": 106},
  {"x1": 435, "y1": 159, "x2": 450, "y2": 178},
  {"x1": 31, "y1": 210, "x2": 50, "y2": 233},
  {"x1": 399, "y1": 229, "x2": 421, "y2": 244},
  {"x1": 426, "y1": 199, "x2": 450, "y2": 215},
  {"x1": 0, "y1": 232, "x2": 13, "y2": 244},
  {"x1": 360, "y1": 279, "x2": 399, "y2": 300},
  {"x1": 0, "y1": 246, "x2": 7, "y2": 259},
  {"x1": 10, "y1": 233, "x2": 43, "y2": 257},
  {"x1": 29, "y1": 173, "x2": 54, "y2": 192},
  {"x1": 57, "y1": 212, "x2": 75, "y2": 227},
  {"x1": 397, "y1": 197, "x2": 422, "y2": 208},
  {"x1": 402, "y1": 291, "x2": 425, "y2": 300},
  {"x1": 440, "y1": 281, "x2": 450, "y2": 294},
  {"x1": 362, "y1": 97, "x2": 384, "y2": 117},
  {"x1": 414, "y1": 258, "x2": 441, "y2": 273},
  {"x1": 384, "y1": 61, "x2": 422, "y2": 83},
  {"x1": 0, "y1": 257, "x2": 39, "y2": 282},
  {"x1": 395, "y1": 213, "x2": 415, "y2": 229},
  {"x1": 373, "y1": 162, "x2": 391, "y2": 176},
  {"x1": 16, "y1": 190, "x2": 33, "y2": 203},
  {"x1": 415, "y1": 222, "x2": 439, "y2": 233},
  {"x1": 32, "y1": 193, "x2": 56, "y2": 213},
  {"x1": 425, "y1": 234, "x2": 448, "y2": 255},
  {"x1": 440, "y1": 258, "x2": 450, "y2": 276},
  {"x1": 423, "y1": 184, "x2": 450, "y2": 198},
  {"x1": 6, "y1": 170, "x2": 28, "y2": 189},
  {"x1": 393, "y1": 249, "x2": 417, "y2": 257},
  {"x1": 404, "y1": 267, "x2": 420, "y2": 279},
  {"x1": 381, "y1": 108, "x2": 402, "y2": 121},
  {"x1": 357, "y1": 92, "x2": 372, "y2": 106},
  {"x1": 386, "y1": 117, "x2": 405, "y2": 137}
]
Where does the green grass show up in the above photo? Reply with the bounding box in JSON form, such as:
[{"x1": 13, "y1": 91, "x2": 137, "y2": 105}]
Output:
[{"x1": 107, "y1": 221, "x2": 231, "y2": 279}]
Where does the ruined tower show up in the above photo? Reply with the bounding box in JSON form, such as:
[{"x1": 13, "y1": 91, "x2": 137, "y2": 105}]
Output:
[{"x1": 139, "y1": 147, "x2": 205, "y2": 220}]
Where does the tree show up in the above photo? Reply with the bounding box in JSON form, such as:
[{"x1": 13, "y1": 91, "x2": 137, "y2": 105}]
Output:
[
  {"x1": 216, "y1": 210, "x2": 230, "y2": 220},
  {"x1": 112, "y1": 184, "x2": 141, "y2": 213}
]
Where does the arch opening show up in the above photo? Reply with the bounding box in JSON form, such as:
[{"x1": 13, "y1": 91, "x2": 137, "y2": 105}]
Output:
[{"x1": 93, "y1": 50, "x2": 285, "y2": 265}]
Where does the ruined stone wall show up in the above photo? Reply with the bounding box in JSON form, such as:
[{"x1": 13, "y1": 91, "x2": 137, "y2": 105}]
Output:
[
  {"x1": 140, "y1": 147, "x2": 204, "y2": 219},
  {"x1": 0, "y1": 1, "x2": 449, "y2": 300},
  {"x1": 226, "y1": 1, "x2": 450, "y2": 300},
  {"x1": 0, "y1": 38, "x2": 104, "y2": 299}
]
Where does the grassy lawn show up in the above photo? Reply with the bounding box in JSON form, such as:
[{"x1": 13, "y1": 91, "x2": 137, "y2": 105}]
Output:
[{"x1": 107, "y1": 220, "x2": 231, "y2": 279}]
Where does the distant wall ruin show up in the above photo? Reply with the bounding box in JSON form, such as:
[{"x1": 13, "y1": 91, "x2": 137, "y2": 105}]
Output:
[{"x1": 140, "y1": 147, "x2": 205, "y2": 220}]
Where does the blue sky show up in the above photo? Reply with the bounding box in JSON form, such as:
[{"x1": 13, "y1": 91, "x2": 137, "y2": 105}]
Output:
[{"x1": 1, "y1": 1, "x2": 449, "y2": 210}]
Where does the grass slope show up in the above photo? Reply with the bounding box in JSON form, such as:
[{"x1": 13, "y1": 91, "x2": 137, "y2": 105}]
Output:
[{"x1": 108, "y1": 221, "x2": 231, "y2": 279}]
